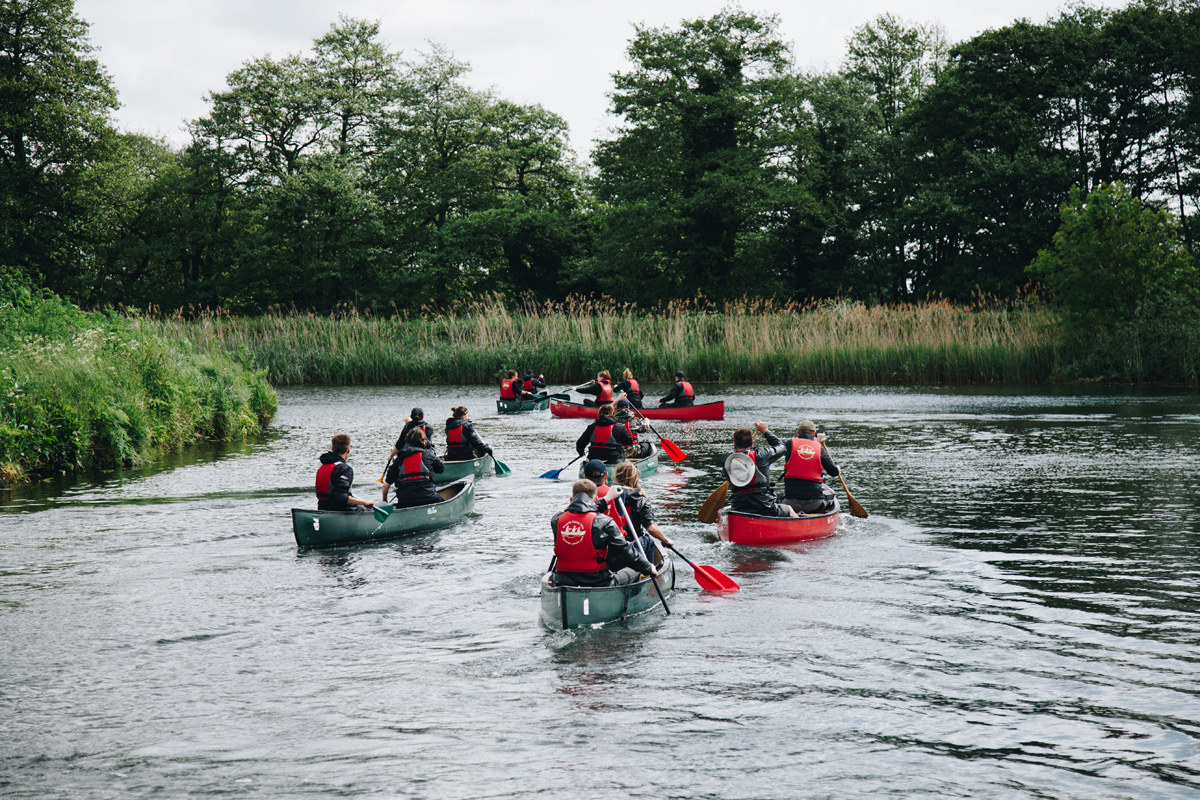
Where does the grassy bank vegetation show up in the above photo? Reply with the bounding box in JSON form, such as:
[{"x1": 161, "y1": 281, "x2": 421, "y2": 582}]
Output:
[
  {"x1": 0, "y1": 278, "x2": 277, "y2": 485},
  {"x1": 152, "y1": 295, "x2": 1062, "y2": 386}
]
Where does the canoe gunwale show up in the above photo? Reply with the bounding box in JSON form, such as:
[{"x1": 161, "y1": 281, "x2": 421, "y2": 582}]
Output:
[
  {"x1": 539, "y1": 551, "x2": 675, "y2": 629},
  {"x1": 717, "y1": 499, "x2": 840, "y2": 546},
  {"x1": 291, "y1": 477, "x2": 475, "y2": 547},
  {"x1": 550, "y1": 398, "x2": 724, "y2": 421}
]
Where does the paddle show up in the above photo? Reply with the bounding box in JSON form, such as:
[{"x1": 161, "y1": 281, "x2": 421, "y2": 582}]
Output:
[
  {"x1": 667, "y1": 545, "x2": 739, "y2": 592},
  {"x1": 538, "y1": 454, "x2": 582, "y2": 480},
  {"x1": 492, "y1": 454, "x2": 512, "y2": 476},
  {"x1": 364, "y1": 502, "x2": 393, "y2": 536},
  {"x1": 627, "y1": 405, "x2": 686, "y2": 463},
  {"x1": 376, "y1": 454, "x2": 394, "y2": 484},
  {"x1": 614, "y1": 493, "x2": 669, "y2": 616},
  {"x1": 822, "y1": 442, "x2": 868, "y2": 518},
  {"x1": 698, "y1": 481, "x2": 728, "y2": 524}
]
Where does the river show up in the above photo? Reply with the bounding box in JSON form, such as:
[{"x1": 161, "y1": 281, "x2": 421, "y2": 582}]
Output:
[{"x1": 2, "y1": 384, "x2": 1198, "y2": 799}]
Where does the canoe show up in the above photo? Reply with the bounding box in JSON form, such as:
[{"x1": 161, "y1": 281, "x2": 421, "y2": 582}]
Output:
[
  {"x1": 497, "y1": 395, "x2": 550, "y2": 413},
  {"x1": 550, "y1": 398, "x2": 724, "y2": 421},
  {"x1": 576, "y1": 444, "x2": 658, "y2": 481},
  {"x1": 716, "y1": 499, "x2": 840, "y2": 546},
  {"x1": 292, "y1": 478, "x2": 475, "y2": 547},
  {"x1": 436, "y1": 453, "x2": 494, "y2": 484},
  {"x1": 539, "y1": 551, "x2": 676, "y2": 629}
]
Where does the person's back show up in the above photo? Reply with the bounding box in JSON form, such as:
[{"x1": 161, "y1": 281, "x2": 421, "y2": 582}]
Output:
[
  {"x1": 445, "y1": 407, "x2": 492, "y2": 462},
  {"x1": 720, "y1": 423, "x2": 796, "y2": 518},
  {"x1": 577, "y1": 406, "x2": 633, "y2": 464},
  {"x1": 659, "y1": 371, "x2": 695, "y2": 407},
  {"x1": 384, "y1": 429, "x2": 446, "y2": 509},
  {"x1": 315, "y1": 433, "x2": 374, "y2": 513},
  {"x1": 551, "y1": 479, "x2": 655, "y2": 588},
  {"x1": 781, "y1": 421, "x2": 839, "y2": 513}
]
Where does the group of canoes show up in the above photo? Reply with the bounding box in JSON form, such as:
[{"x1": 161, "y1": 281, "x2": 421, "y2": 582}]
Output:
[{"x1": 292, "y1": 370, "x2": 864, "y2": 629}]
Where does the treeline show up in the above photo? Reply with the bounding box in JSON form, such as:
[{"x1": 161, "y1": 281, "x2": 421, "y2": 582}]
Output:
[{"x1": 3, "y1": 0, "x2": 1198, "y2": 312}]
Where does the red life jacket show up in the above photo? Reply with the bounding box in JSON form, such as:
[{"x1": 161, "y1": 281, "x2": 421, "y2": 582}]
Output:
[
  {"x1": 595, "y1": 484, "x2": 627, "y2": 535},
  {"x1": 679, "y1": 381, "x2": 694, "y2": 401},
  {"x1": 522, "y1": 376, "x2": 534, "y2": 392},
  {"x1": 625, "y1": 378, "x2": 639, "y2": 394},
  {"x1": 592, "y1": 422, "x2": 613, "y2": 445},
  {"x1": 622, "y1": 420, "x2": 637, "y2": 443},
  {"x1": 447, "y1": 425, "x2": 463, "y2": 446},
  {"x1": 315, "y1": 462, "x2": 336, "y2": 501},
  {"x1": 399, "y1": 451, "x2": 429, "y2": 482},
  {"x1": 500, "y1": 378, "x2": 518, "y2": 400},
  {"x1": 597, "y1": 379, "x2": 613, "y2": 402},
  {"x1": 784, "y1": 437, "x2": 823, "y2": 482},
  {"x1": 554, "y1": 511, "x2": 607, "y2": 572}
]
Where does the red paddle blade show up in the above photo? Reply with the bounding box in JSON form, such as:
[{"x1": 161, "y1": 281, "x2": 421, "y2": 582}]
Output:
[
  {"x1": 692, "y1": 564, "x2": 739, "y2": 592},
  {"x1": 660, "y1": 437, "x2": 687, "y2": 463}
]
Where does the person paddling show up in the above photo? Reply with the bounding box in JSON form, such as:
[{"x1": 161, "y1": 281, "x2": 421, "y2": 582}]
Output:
[
  {"x1": 613, "y1": 461, "x2": 674, "y2": 555},
  {"x1": 444, "y1": 406, "x2": 493, "y2": 462},
  {"x1": 718, "y1": 421, "x2": 797, "y2": 518},
  {"x1": 382, "y1": 428, "x2": 445, "y2": 509},
  {"x1": 617, "y1": 368, "x2": 644, "y2": 408},
  {"x1": 316, "y1": 434, "x2": 375, "y2": 513},
  {"x1": 658, "y1": 370, "x2": 694, "y2": 407},
  {"x1": 521, "y1": 368, "x2": 546, "y2": 398},
  {"x1": 780, "y1": 420, "x2": 840, "y2": 514},
  {"x1": 576, "y1": 402, "x2": 633, "y2": 464},
  {"x1": 612, "y1": 398, "x2": 652, "y2": 459},
  {"x1": 551, "y1": 478, "x2": 657, "y2": 588},
  {"x1": 576, "y1": 370, "x2": 615, "y2": 408},
  {"x1": 500, "y1": 370, "x2": 521, "y2": 402}
]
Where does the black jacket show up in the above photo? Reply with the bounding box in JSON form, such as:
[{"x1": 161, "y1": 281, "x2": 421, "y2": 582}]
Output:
[
  {"x1": 316, "y1": 452, "x2": 356, "y2": 511},
  {"x1": 385, "y1": 444, "x2": 445, "y2": 486},
  {"x1": 576, "y1": 416, "x2": 634, "y2": 462},
  {"x1": 445, "y1": 418, "x2": 491, "y2": 461},
  {"x1": 659, "y1": 380, "x2": 695, "y2": 406},
  {"x1": 719, "y1": 431, "x2": 789, "y2": 513},
  {"x1": 395, "y1": 419, "x2": 435, "y2": 451},
  {"x1": 616, "y1": 379, "x2": 644, "y2": 406},
  {"x1": 612, "y1": 486, "x2": 656, "y2": 536},
  {"x1": 782, "y1": 434, "x2": 840, "y2": 500},
  {"x1": 551, "y1": 492, "x2": 654, "y2": 587}
]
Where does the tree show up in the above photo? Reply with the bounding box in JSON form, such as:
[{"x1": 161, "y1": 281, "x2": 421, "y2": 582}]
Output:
[
  {"x1": 0, "y1": 0, "x2": 117, "y2": 294},
  {"x1": 593, "y1": 9, "x2": 791, "y2": 300}
]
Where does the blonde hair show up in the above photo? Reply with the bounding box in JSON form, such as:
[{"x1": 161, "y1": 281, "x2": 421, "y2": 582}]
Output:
[
  {"x1": 614, "y1": 462, "x2": 641, "y2": 491},
  {"x1": 622, "y1": 368, "x2": 633, "y2": 379},
  {"x1": 598, "y1": 370, "x2": 611, "y2": 381}
]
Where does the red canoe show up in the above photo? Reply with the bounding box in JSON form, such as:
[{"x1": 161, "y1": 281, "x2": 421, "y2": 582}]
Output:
[
  {"x1": 717, "y1": 502, "x2": 840, "y2": 546},
  {"x1": 550, "y1": 398, "x2": 725, "y2": 421}
]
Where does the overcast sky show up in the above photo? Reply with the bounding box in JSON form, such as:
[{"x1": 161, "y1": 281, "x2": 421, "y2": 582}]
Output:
[{"x1": 75, "y1": 0, "x2": 1089, "y2": 158}]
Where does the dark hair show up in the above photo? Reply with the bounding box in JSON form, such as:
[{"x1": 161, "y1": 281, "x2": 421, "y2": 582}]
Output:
[
  {"x1": 572, "y1": 479, "x2": 597, "y2": 497},
  {"x1": 406, "y1": 427, "x2": 427, "y2": 447},
  {"x1": 331, "y1": 433, "x2": 351, "y2": 455},
  {"x1": 451, "y1": 406, "x2": 468, "y2": 418},
  {"x1": 598, "y1": 370, "x2": 611, "y2": 381},
  {"x1": 507, "y1": 370, "x2": 518, "y2": 378},
  {"x1": 733, "y1": 427, "x2": 754, "y2": 449},
  {"x1": 599, "y1": 403, "x2": 616, "y2": 416}
]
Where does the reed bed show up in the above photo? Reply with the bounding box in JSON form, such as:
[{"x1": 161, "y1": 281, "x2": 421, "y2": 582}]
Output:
[{"x1": 150, "y1": 295, "x2": 1061, "y2": 386}]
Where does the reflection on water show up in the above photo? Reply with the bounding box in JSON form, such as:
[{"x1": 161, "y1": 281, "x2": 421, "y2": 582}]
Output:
[{"x1": 2, "y1": 383, "x2": 1198, "y2": 799}]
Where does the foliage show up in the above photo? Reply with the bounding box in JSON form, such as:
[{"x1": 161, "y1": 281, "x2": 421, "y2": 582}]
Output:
[
  {"x1": 0, "y1": 274, "x2": 277, "y2": 483},
  {"x1": 151, "y1": 294, "x2": 1059, "y2": 387},
  {"x1": 1029, "y1": 182, "x2": 1200, "y2": 381}
]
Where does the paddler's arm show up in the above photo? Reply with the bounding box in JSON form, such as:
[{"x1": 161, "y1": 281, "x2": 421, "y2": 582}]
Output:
[
  {"x1": 594, "y1": 513, "x2": 656, "y2": 577},
  {"x1": 575, "y1": 425, "x2": 592, "y2": 456},
  {"x1": 425, "y1": 452, "x2": 445, "y2": 473}
]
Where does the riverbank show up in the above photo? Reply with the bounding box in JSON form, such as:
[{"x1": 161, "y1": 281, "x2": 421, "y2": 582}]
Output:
[
  {"x1": 0, "y1": 280, "x2": 277, "y2": 485},
  {"x1": 152, "y1": 297, "x2": 1062, "y2": 386}
]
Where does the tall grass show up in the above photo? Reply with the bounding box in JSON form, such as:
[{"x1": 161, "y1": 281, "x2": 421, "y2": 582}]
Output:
[
  {"x1": 151, "y1": 294, "x2": 1061, "y2": 386},
  {"x1": 0, "y1": 279, "x2": 277, "y2": 484}
]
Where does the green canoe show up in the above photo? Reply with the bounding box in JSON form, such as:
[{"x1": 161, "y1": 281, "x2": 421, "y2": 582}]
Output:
[
  {"x1": 435, "y1": 453, "x2": 494, "y2": 484},
  {"x1": 292, "y1": 478, "x2": 475, "y2": 547},
  {"x1": 539, "y1": 550, "x2": 676, "y2": 630},
  {"x1": 576, "y1": 444, "x2": 659, "y2": 481},
  {"x1": 497, "y1": 395, "x2": 550, "y2": 413}
]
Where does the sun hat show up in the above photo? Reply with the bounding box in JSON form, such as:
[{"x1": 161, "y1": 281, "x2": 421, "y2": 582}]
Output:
[{"x1": 725, "y1": 452, "x2": 756, "y2": 488}]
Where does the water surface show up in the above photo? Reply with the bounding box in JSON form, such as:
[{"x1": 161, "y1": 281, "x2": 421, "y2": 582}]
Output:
[{"x1": 2, "y1": 384, "x2": 1198, "y2": 798}]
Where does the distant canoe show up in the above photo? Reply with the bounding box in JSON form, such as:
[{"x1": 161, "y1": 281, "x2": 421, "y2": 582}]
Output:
[
  {"x1": 497, "y1": 395, "x2": 550, "y2": 413},
  {"x1": 550, "y1": 398, "x2": 724, "y2": 421},
  {"x1": 716, "y1": 500, "x2": 840, "y2": 546},
  {"x1": 292, "y1": 478, "x2": 475, "y2": 547},
  {"x1": 576, "y1": 445, "x2": 659, "y2": 481},
  {"x1": 436, "y1": 453, "x2": 494, "y2": 484},
  {"x1": 539, "y1": 552, "x2": 676, "y2": 629}
]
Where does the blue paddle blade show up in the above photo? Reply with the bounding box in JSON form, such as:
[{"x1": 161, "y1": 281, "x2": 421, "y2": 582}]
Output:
[{"x1": 538, "y1": 468, "x2": 563, "y2": 480}]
